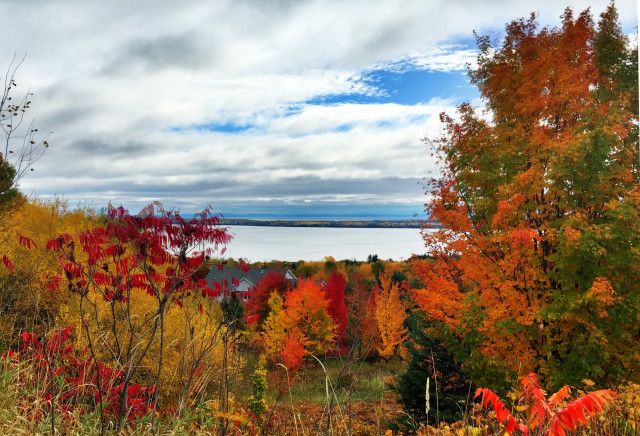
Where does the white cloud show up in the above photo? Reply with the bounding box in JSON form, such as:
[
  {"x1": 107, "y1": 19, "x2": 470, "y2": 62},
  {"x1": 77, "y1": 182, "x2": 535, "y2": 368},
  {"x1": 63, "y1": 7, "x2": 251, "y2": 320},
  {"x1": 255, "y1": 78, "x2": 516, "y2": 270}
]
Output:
[
  {"x1": 1, "y1": 0, "x2": 635, "y2": 212},
  {"x1": 373, "y1": 45, "x2": 479, "y2": 73}
]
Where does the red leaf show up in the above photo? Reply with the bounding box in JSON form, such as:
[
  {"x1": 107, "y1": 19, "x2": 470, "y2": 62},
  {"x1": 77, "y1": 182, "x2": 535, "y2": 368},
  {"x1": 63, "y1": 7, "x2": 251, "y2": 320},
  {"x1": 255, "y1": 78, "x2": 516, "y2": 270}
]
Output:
[
  {"x1": 238, "y1": 258, "x2": 250, "y2": 273},
  {"x1": 46, "y1": 275, "x2": 63, "y2": 291},
  {"x1": 519, "y1": 373, "x2": 552, "y2": 428},
  {"x1": 475, "y1": 388, "x2": 527, "y2": 435},
  {"x1": 18, "y1": 234, "x2": 37, "y2": 250},
  {"x1": 549, "y1": 390, "x2": 618, "y2": 435},
  {"x1": 20, "y1": 332, "x2": 40, "y2": 349},
  {"x1": 2, "y1": 255, "x2": 14, "y2": 272},
  {"x1": 549, "y1": 386, "x2": 572, "y2": 408}
]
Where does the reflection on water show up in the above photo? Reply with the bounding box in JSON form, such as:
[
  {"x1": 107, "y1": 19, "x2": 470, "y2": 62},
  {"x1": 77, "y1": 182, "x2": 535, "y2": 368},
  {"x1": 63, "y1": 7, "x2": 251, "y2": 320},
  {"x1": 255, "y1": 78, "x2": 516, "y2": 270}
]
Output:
[{"x1": 216, "y1": 225, "x2": 429, "y2": 262}]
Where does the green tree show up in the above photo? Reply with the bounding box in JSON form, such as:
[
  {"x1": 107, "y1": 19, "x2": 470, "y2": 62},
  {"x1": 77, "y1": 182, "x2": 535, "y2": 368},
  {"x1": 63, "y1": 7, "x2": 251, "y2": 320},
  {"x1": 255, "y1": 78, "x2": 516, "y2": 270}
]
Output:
[
  {"x1": 220, "y1": 295, "x2": 245, "y2": 330},
  {"x1": 0, "y1": 156, "x2": 20, "y2": 208},
  {"x1": 248, "y1": 355, "x2": 268, "y2": 419},
  {"x1": 396, "y1": 310, "x2": 471, "y2": 426}
]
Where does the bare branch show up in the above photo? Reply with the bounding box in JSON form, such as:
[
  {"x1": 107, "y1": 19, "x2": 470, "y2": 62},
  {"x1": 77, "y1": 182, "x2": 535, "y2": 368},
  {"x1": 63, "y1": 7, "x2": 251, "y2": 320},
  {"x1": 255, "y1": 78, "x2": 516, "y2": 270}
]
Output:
[{"x1": 0, "y1": 55, "x2": 51, "y2": 196}]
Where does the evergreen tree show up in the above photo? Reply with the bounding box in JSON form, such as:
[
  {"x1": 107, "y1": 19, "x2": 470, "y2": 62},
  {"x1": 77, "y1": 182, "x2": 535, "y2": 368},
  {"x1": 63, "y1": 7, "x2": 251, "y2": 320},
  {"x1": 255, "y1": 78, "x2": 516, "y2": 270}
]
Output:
[
  {"x1": 0, "y1": 157, "x2": 20, "y2": 209},
  {"x1": 248, "y1": 355, "x2": 268, "y2": 419},
  {"x1": 396, "y1": 310, "x2": 471, "y2": 426},
  {"x1": 220, "y1": 295, "x2": 245, "y2": 330}
]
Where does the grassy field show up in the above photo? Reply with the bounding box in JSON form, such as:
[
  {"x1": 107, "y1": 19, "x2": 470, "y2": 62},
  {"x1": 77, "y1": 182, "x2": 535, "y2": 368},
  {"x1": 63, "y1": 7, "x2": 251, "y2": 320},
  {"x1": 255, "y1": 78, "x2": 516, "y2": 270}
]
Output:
[
  {"x1": 262, "y1": 358, "x2": 405, "y2": 435},
  {"x1": 282, "y1": 358, "x2": 402, "y2": 404}
]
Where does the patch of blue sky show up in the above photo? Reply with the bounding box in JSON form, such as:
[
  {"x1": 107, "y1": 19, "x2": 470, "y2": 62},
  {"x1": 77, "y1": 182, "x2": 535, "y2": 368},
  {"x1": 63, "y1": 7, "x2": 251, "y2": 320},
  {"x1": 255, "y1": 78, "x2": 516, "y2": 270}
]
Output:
[
  {"x1": 168, "y1": 121, "x2": 255, "y2": 134},
  {"x1": 170, "y1": 50, "x2": 481, "y2": 135},
  {"x1": 280, "y1": 104, "x2": 305, "y2": 117},
  {"x1": 168, "y1": 104, "x2": 305, "y2": 134},
  {"x1": 334, "y1": 123, "x2": 353, "y2": 133},
  {"x1": 307, "y1": 68, "x2": 478, "y2": 107},
  {"x1": 284, "y1": 122, "x2": 353, "y2": 139}
]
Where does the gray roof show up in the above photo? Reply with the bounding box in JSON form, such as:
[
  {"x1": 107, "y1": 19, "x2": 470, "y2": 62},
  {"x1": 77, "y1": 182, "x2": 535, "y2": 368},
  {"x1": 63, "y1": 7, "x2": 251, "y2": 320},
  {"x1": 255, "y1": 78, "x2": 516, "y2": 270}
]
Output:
[{"x1": 205, "y1": 266, "x2": 296, "y2": 290}]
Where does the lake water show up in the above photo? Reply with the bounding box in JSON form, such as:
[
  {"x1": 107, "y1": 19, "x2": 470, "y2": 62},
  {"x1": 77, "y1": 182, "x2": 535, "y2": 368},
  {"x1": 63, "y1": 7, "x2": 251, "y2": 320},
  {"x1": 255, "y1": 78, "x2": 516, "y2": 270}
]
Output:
[{"x1": 220, "y1": 225, "x2": 428, "y2": 261}]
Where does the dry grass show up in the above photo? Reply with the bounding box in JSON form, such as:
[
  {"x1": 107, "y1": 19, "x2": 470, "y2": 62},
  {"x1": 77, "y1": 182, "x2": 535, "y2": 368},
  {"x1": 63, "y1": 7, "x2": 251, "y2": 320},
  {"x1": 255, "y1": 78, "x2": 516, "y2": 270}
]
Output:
[{"x1": 1, "y1": 354, "x2": 639, "y2": 435}]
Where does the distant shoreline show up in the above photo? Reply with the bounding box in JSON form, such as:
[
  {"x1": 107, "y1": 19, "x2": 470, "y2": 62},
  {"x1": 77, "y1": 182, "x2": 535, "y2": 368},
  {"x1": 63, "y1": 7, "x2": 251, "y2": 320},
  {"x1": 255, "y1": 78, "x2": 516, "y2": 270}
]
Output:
[{"x1": 219, "y1": 218, "x2": 439, "y2": 229}]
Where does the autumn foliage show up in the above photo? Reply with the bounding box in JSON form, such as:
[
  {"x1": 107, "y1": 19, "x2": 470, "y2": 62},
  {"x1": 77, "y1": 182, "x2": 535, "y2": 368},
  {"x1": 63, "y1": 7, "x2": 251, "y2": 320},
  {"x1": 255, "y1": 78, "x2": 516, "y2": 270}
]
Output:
[
  {"x1": 346, "y1": 272, "x2": 382, "y2": 356},
  {"x1": 283, "y1": 279, "x2": 336, "y2": 354},
  {"x1": 476, "y1": 373, "x2": 618, "y2": 435},
  {"x1": 325, "y1": 271, "x2": 347, "y2": 343},
  {"x1": 374, "y1": 275, "x2": 406, "y2": 358},
  {"x1": 6, "y1": 326, "x2": 155, "y2": 421},
  {"x1": 246, "y1": 270, "x2": 292, "y2": 325},
  {"x1": 413, "y1": 5, "x2": 639, "y2": 388},
  {"x1": 280, "y1": 330, "x2": 306, "y2": 371},
  {"x1": 261, "y1": 279, "x2": 336, "y2": 368},
  {"x1": 22, "y1": 202, "x2": 232, "y2": 427}
]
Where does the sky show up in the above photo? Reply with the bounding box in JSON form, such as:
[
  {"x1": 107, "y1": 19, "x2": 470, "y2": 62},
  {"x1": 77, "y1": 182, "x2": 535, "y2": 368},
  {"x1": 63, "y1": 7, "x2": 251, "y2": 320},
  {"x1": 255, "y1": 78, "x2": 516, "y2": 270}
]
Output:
[{"x1": 1, "y1": 0, "x2": 637, "y2": 219}]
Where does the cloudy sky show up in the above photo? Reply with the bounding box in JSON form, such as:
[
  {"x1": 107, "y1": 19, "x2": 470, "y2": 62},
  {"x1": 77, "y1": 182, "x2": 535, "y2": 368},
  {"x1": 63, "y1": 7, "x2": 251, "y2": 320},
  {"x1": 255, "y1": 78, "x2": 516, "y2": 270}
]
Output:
[{"x1": 2, "y1": 0, "x2": 637, "y2": 218}]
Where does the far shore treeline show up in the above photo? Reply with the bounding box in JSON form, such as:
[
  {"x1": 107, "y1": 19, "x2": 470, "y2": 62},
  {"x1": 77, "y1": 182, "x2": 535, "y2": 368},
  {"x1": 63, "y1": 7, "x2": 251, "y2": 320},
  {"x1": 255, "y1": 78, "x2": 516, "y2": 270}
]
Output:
[{"x1": 218, "y1": 217, "x2": 435, "y2": 228}]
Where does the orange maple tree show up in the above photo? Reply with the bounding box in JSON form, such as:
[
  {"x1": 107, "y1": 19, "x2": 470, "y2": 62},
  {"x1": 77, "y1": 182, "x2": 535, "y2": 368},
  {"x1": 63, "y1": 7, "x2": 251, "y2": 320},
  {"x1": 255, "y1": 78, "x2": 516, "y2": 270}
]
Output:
[
  {"x1": 284, "y1": 279, "x2": 336, "y2": 355},
  {"x1": 261, "y1": 279, "x2": 335, "y2": 368},
  {"x1": 413, "y1": 5, "x2": 639, "y2": 388},
  {"x1": 345, "y1": 272, "x2": 381, "y2": 356}
]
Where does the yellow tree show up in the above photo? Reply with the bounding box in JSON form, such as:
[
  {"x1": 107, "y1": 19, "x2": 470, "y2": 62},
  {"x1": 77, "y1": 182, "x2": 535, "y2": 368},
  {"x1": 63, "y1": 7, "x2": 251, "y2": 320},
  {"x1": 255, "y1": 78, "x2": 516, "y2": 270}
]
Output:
[
  {"x1": 261, "y1": 291, "x2": 287, "y2": 360},
  {"x1": 375, "y1": 275, "x2": 407, "y2": 358},
  {"x1": 0, "y1": 199, "x2": 96, "y2": 341}
]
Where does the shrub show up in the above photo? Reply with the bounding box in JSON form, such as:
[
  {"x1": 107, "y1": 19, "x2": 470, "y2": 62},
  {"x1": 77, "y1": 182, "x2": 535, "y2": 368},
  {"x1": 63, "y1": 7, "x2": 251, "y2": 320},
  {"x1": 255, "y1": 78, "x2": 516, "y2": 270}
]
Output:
[{"x1": 475, "y1": 372, "x2": 618, "y2": 435}]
